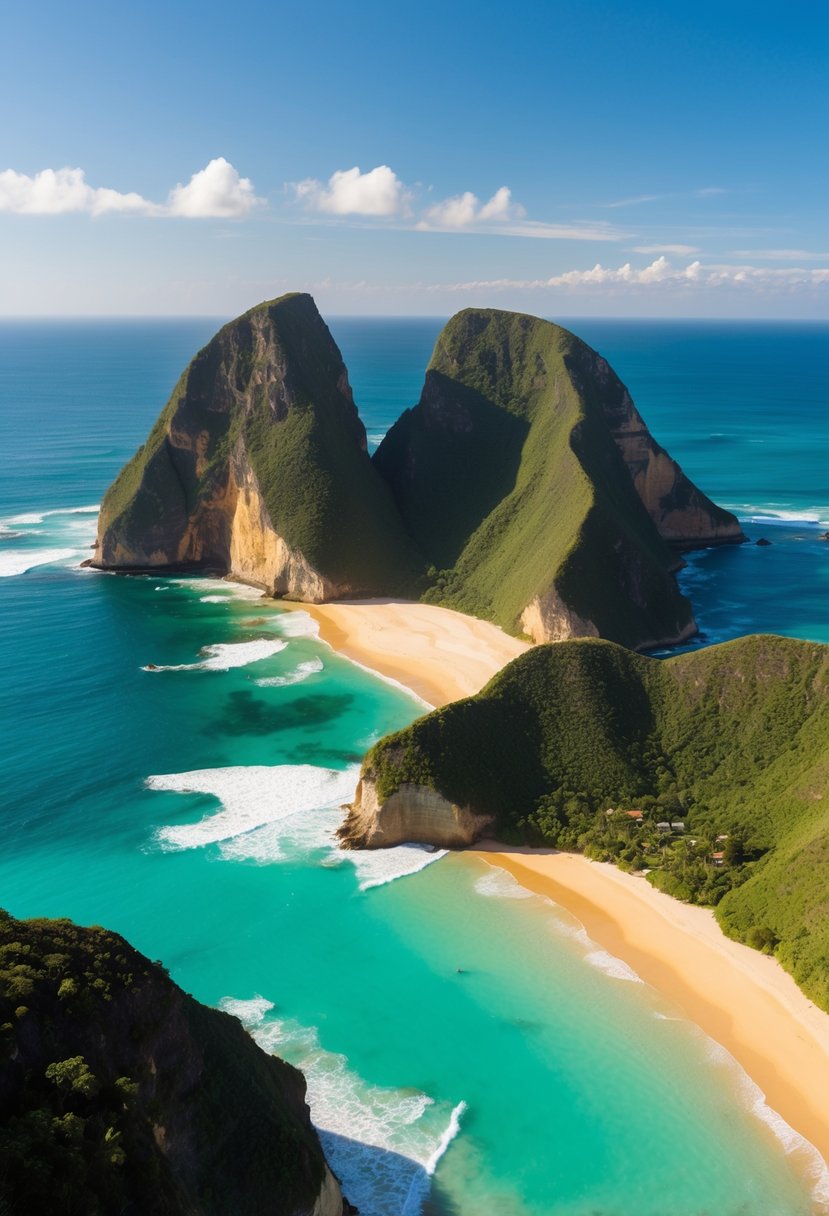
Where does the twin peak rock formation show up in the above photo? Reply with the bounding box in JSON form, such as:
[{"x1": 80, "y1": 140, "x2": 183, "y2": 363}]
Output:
[{"x1": 93, "y1": 293, "x2": 743, "y2": 649}]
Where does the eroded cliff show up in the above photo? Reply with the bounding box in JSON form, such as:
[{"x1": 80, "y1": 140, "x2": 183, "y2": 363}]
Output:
[
  {"x1": 93, "y1": 297, "x2": 743, "y2": 650},
  {"x1": 374, "y1": 308, "x2": 743, "y2": 649},
  {"x1": 91, "y1": 293, "x2": 423, "y2": 599}
]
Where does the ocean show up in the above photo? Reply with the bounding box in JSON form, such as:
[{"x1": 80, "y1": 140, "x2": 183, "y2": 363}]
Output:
[{"x1": 1, "y1": 316, "x2": 827, "y2": 1215}]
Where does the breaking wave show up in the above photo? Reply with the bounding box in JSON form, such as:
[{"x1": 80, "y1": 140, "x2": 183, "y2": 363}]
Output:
[
  {"x1": 219, "y1": 996, "x2": 466, "y2": 1215},
  {"x1": 0, "y1": 548, "x2": 80, "y2": 577},
  {"x1": 148, "y1": 764, "x2": 359, "y2": 851},
  {"x1": 141, "y1": 638, "x2": 287, "y2": 672},
  {"x1": 254, "y1": 657, "x2": 325, "y2": 687}
]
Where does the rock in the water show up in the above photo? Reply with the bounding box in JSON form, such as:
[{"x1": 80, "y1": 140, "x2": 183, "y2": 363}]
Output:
[
  {"x1": 756, "y1": 537, "x2": 773, "y2": 546},
  {"x1": 375, "y1": 308, "x2": 744, "y2": 649},
  {"x1": 91, "y1": 293, "x2": 423, "y2": 600},
  {"x1": 93, "y1": 297, "x2": 743, "y2": 651}
]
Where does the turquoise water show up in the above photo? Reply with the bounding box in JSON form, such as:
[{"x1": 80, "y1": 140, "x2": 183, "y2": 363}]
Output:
[{"x1": 1, "y1": 319, "x2": 828, "y2": 1214}]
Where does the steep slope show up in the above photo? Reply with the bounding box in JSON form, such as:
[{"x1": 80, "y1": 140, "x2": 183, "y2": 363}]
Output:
[
  {"x1": 342, "y1": 635, "x2": 829, "y2": 1009},
  {"x1": 0, "y1": 911, "x2": 345, "y2": 1216},
  {"x1": 92, "y1": 293, "x2": 423, "y2": 599},
  {"x1": 374, "y1": 309, "x2": 743, "y2": 647}
]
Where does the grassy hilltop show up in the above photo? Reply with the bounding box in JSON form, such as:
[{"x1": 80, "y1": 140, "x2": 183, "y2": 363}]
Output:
[
  {"x1": 356, "y1": 635, "x2": 829, "y2": 1009},
  {"x1": 375, "y1": 307, "x2": 742, "y2": 647},
  {"x1": 0, "y1": 911, "x2": 342, "y2": 1216},
  {"x1": 95, "y1": 293, "x2": 422, "y2": 597},
  {"x1": 95, "y1": 296, "x2": 741, "y2": 648}
]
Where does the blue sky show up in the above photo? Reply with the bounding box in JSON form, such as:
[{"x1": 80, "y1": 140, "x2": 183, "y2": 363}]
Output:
[{"x1": 2, "y1": 0, "x2": 827, "y2": 316}]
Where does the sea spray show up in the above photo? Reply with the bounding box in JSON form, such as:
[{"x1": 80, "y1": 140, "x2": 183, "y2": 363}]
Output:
[
  {"x1": 220, "y1": 996, "x2": 467, "y2": 1216},
  {"x1": 141, "y1": 638, "x2": 287, "y2": 672}
]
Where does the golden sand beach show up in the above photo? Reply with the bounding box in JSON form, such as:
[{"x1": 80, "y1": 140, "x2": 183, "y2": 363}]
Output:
[{"x1": 283, "y1": 596, "x2": 829, "y2": 1175}]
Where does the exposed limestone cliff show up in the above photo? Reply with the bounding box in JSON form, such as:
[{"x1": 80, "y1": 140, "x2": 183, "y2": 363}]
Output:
[
  {"x1": 0, "y1": 910, "x2": 348, "y2": 1216},
  {"x1": 339, "y1": 774, "x2": 493, "y2": 849},
  {"x1": 91, "y1": 293, "x2": 422, "y2": 599}
]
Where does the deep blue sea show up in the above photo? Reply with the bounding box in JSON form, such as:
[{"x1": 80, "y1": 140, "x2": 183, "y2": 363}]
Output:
[{"x1": 1, "y1": 317, "x2": 828, "y2": 1215}]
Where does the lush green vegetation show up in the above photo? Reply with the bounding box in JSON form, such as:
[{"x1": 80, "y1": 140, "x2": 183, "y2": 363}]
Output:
[
  {"x1": 100, "y1": 299, "x2": 739, "y2": 646},
  {"x1": 363, "y1": 634, "x2": 829, "y2": 1009},
  {"x1": 0, "y1": 910, "x2": 332, "y2": 1215},
  {"x1": 374, "y1": 308, "x2": 698, "y2": 647},
  {"x1": 99, "y1": 293, "x2": 424, "y2": 593}
]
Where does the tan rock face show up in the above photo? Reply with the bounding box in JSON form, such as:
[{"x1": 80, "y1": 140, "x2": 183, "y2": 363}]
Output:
[
  {"x1": 339, "y1": 775, "x2": 493, "y2": 850},
  {"x1": 226, "y1": 457, "x2": 344, "y2": 601},
  {"x1": 520, "y1": 588, "x2": 601, "y2": 644}
]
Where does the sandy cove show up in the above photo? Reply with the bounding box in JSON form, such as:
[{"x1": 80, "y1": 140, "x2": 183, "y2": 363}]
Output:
[
  {"x1": 280, "y1": 597, "x2": 829, "y2": 1178},
  {"x1": 471, "y1": 845, "x2": 829, "y2": 1173},
  {"x1": 289, "y1": 598, "x2": 529, "y2": 708}
]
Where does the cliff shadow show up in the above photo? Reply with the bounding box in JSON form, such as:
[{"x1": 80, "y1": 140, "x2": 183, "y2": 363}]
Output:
[{"x1": 320, "y1": 1129, "x2": 463, "y2": 1216}]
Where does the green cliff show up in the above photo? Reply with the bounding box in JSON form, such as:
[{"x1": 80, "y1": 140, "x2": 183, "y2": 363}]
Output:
[
  {"x1": 342, "y1": 635, "x2": 829, "y2": 1009},
  {"x1": 94, "y1": 297, "x2": 742, "y2": 648},
  {"x1": 0, "y1": 911, "x2": 346, "y2": 1216},
  {"x1": 374, "y1": 308, "x2": 743, "y2": 647},
  {"x1": 92, "y1": 292, "x2": 422, "y2": 600}
]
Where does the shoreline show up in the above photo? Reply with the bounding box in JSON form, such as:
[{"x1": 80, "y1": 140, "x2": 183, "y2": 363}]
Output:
[
  {"x1": 279, "y1": 595, "x2": 829, "y2": 1190},
  {"x1": 281, "y1": 598, "x2": 529, "y2": 708},
  {"x1": 470, "y1": 845, "x2": 829, "y2": 1180}
]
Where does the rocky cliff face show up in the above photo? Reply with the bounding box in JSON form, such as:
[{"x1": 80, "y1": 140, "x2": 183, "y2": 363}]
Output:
[
  {"x1": 92, "y1": 293, "x2": 422, "y2": 599},
  {"x1": 566, "y1": 342, "x2": 746, "y2": 548},
  {"x1": 93, "y1": 297, "x2": 743, "y2": 651},
  {"x1": 374, "y1": 308, "x2": 743, "y2": 650},
  {"x1": 0, "y1": 910, "x2": 347, "y2": 1216},
  {"x1": 339, "y1": 774, "x2": 493, "y2": 849}
]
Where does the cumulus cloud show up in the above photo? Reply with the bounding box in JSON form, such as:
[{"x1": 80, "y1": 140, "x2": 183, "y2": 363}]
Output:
[
  {"x1": 292, "y1": 165, "x2": 408, "y2": 216},
  {"x1": 165, "y1": 158, "x2": 262, "y2": 217},
  {"x1": 432, "y1": 257, "x2": 829, "y2": 292},
  {"x1": 0, "y1": 167, "x2": 157, "y2": 216},
  {"x1": 421, "y1": 185, "x2": 525, "y2": 228},
  {"x1": 0, "y1": 158, "x2": 263, "y2": 218}
]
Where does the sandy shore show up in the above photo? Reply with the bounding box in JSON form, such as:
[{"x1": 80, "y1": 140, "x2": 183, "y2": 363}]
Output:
[
  {"x1": 472, "y1": 843, "x2": 829, "y2": 1173},
  {"x1": 279, "y1": 596, "x2": 829, "y2": 1181},
  {"x1": 286, "y1": 598, "x2": 529, "y2": 708}
]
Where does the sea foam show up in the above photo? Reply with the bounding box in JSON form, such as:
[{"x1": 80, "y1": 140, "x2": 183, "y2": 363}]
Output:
[
  {"x1": 148, "y1": 760, "x2": 447, "y2": 889},
  {"x1": 474, "y1": 868, "x2": 534, "y2": 900},
  {"x1": 254, "y1": 657, "x2": 325, "y2": 687},
  {"x1": 141, "y1": 638, "x2": 287, "y2": 672},
  {"x1": 148, "y1": 764, "x2": 359, "y2": 851},
  {"x1": 696, "y1": 1032, "x2": 829, "y2": 1208},
  {"x1": 0, "y1": 548, "x2": 80, "y2": 577},
  {"x1": 220, "y1": 996, "x2": 466, "y2": 1216}
]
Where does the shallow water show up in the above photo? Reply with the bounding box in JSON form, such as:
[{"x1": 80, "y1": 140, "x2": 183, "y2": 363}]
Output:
[{"x1": 1, "y1": 318, "x2": 828, "y2": 1213}]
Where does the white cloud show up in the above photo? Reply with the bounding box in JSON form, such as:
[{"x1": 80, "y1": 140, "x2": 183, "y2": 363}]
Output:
[
  {"x1": 292, "y1": 165, "x2": 407, "y2": 216},
  {"x1": 630, "y1": 244, "x2": 700, "y2": 255},
  {"x1": 432, "y1": 257, "x2": 829, "y2": 292},
  {"x1": 0, "y1": 166, "x2": 157, "y2": 216},
  {"x1": 166, "y1": 158, "x2": 262, "y2": 217},
  {"x1": 421, "y1": 185, "x2": 525, "y2": 228},
  {"x1": 0, "y1": 158, "x2": 263, "y2": 219}
]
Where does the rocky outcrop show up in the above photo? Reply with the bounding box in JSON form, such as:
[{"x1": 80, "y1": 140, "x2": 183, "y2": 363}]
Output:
[
  {"x1": 375, "y1": 308, "x2": 742, "y2": 650},
  {"x1": 92, "y1": 297, "x2": 743, "y2": 652},
  {"x1": 339, "y1": 774, "x2": 493, "y2": 849},
  {"x1": 574, "y1": 345, "x2": 746, "y2": 548},
  {"x1": 91, "y1": 293, "x2": 422, "y2": 599},
  {"x1": 0, "y1": 910, "x2": 348, "y2": 1216}
]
